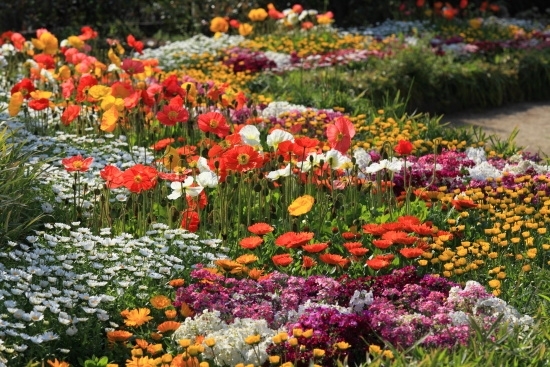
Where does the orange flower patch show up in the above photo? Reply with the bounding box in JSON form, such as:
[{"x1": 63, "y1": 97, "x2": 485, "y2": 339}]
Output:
[
  {"x1": 157, "y1": 321, "x2": 181, "y2": 333},
  {"x1": 343, "y1": 242, "x2": 363, "y2": 250},
  {"x1": 399, "y1": 247, "x2": 425, "y2": 259},
  {"x1": 382, "y1": 231, "x2": 418, "y2": 245},
  {"x1": 302, "y1": 256, "x2": 317, "y2": 269},
  {"x1": 366, "y1": 258, "x2": 391, "y2": 270},
  {"x1": 319, "y1": 253, "x2": 349, "y2": 267},
  {"x1": 362, "y1": 223, "x2": 387, "y2": 236},
  {"x1": 302, "y1": 243, "x2": 328, "y2": 253},
  {"x1": 348, "y1": 247, "x2": 369, "y2": 257},
  {"x1": 235, "y1": 254, "x2": 259, "y2": 265},
  {"x1": 272, "y1": 253, "x2": 293, "y2": 267},
  {"x1": 240, "y1": 236, "x2": 264, "y2": 249},
  {"x1": 150, "y1": 295, "x2": 171, "y2": 309},
  {"x1": 248, "y1": 222, "x2": 274, "y2": 235},
  {"x1": 107, "y1": 330, "x2": 133, "y2": 343},
  {"x1": 275, "y1": 232, "x2": 314, "y2": 249},
  {"x1": 372, "y1": 239, "x2": 394, "y2": 249}
]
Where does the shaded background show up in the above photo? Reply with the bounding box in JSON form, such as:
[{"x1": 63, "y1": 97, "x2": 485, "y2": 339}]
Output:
[{"x1": 1, "y1": 0, "x2": 549, "y2": 42}]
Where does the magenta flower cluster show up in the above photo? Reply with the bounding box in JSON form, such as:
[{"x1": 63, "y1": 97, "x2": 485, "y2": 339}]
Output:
[{"x1": 222, "y1": 47, "x2": 276, "y2": 73}]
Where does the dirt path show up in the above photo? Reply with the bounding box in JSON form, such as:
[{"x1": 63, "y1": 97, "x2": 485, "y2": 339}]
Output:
[{"x1": 442, "y1": 101, "x2": 550, "y2": 158}]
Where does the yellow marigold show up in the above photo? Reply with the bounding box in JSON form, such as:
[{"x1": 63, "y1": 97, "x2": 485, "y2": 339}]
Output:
[
  {"x1": 313, "y1": 348, "x2": 325, "y2": 358},
  {"x1": 123, "y1": 308, "x2": 153, "y2": 327},
  {"x1": 210, "y1": 17, "x2": 229, "y2": 33},
  {"x1": 526, "y1": 248, "x2": 537, "y2": 259},
  {"x1": 288, "y1": 195, "x2": 315, "y2": 216},
  {"x1": 488, "y1": 279, "x2": 501, "y2": 288},
  {"x1": 248, "y1": 8, "x2": 268, "y2": 21},
  {"x1": 369, "y1": 345, "x2": 382, "y2": 354},
  {"x1": 150, "y1": 295, "x2": 172, "y2": 309},
  {"x1": 269, "y1": 355, "x2": 281, "y2": 364},
  {"x1": 334, "y1": 341, "x2": 350, "y2": 350},
  {"x1": 245, "y1": 334, "x2": 261, "y2": 345}
]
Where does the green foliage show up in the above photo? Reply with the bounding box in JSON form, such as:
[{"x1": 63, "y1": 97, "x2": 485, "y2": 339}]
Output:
[{"x1": 0, "y1": 124, "x2": 51, "y2": 243}]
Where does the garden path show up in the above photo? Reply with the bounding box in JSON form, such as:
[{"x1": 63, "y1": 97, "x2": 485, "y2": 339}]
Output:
[{"x1": 442, "y1": 101, "x2": 550, "y2": 158}]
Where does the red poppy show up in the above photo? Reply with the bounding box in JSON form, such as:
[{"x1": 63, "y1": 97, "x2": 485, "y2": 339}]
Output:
[
  {"x1": 372, "y1": 239, "x2": 393, "y2": 249},
  {"x1": 459, "y1": 0, "x2": 468, "y2": 9},
  {"x1": 294, "y1": 137, "x2": 319, "y2": 149},
  {"x1": 100, "y1": 165, "x2": 123, "y2": 189},
  {"x1": 272, "y1": 253, "x2": 293, "y2": 267},
  {"x1": 248, "y1": 223, "x2": 274, "y2": 236},
  {"x1": 186, "y1": 190, "x2": 208, "y2": 210},
  {"x1": 181, "y1": 209, "x2": 200, "y2": 232},
  {"x1": 275, "y1": 232, "x2": 314, "y2": 249},
  {"x1": 161, "y1": 75, "x2": 185, "y2": 99},
  {"x1": 362, "y1": 223, "x2": 387, "y2": 236},
  {"x1": 326, "y1": 116, "x2": 355, "y2": 154},
  {"x1": 302, "y1": 243, "x2": 328, "y2": 253},
  {"x1": 151, "y1": 138, "x2": 175, "y2": 151},
  {"x1": 394, "y1": 140, "x2": 414, "y2": 156},
  {"x1": 76, "y1": 75, "x2": 98, "y2": 102},
  {"x1": 79, "y1": 26, "x2": 98, "y2": 40},
  {"x1": 127, "y1": 34, "x2": 144, "y2": 54},
  {"x1": 399, "y1": 247, "x2": 425, "y2": 259},
  {"x1": 33, "y1": 54, "x2": 55, "y2": 69},
  {"x1": 156, "y1": 96, "x2": 189, "y2": 126},
  {"x1": 223, "y1": 145, "x2": 264, "y2": 172},
  {"x1": 319, "y1": 253, "x2": 349, "y2": 267},
  {"x1": 28, "y1": 98, "x2": 50, "y2": 111},
  {"x1": 62, "y1": 155, "x2": 93, "y2": 172},
  {"x1": 197, "y1": 111, "x2": 230, "y2": 138},
  {"x1": 366, "y1": 258, "x2": 390, "y2": 270},
  {"x1": 240, "y1": 236, "x2": 263, "y2": 250},
  {"x1": 416, "y1": 0, "x2": 425, "y2": 7},
  {"x1": 302, "y1": 256, "x2": 317, "y2": 269},
  {"x1": 11, "y1": 78, "x2": 35, "y2": 99},
  {"x1": 120, "y1": 164, "x2": 158, "y2": 193},
  {"x1": 61, "y1": 105, "x2": 81, "y2": 126}
]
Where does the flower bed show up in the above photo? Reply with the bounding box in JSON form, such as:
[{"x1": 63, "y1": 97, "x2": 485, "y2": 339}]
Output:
[{"x1": 0, "y1": 4, "x2": 550, "y2": 367}]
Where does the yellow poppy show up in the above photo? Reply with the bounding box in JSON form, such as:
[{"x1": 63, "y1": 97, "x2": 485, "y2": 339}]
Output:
[{"x1": 288, "y1": 195, "x2": 315, "y2": 216}]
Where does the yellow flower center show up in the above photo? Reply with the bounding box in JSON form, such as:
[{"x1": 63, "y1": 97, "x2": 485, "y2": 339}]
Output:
[
  {"x1": 134, "y1": 174, "x2": 142, "y2": 183},
  {"x1": 209, "y1": 119, "x2": 219, "y2": 128},
  {"x1": 168, "y1": 111, "x2": 178, "y2": 120},
  {"x1": 237, "y1": 153, "x2": 250, "y2": 165}
]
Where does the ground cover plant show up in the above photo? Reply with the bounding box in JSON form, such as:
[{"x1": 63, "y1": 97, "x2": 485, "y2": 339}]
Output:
[{"x1": 1, "y1": 3, "x2": 550, "y2": 367}]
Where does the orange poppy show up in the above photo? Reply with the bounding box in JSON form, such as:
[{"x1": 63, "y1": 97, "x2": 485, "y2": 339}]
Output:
[
  {"x1": 275, "y1": 232, "x2": 314, "y2": 249},
  {"x1": 151, "y1": 138, "x2": 175, "y2": 151},
  {"x1": 366, "y1": 258, "x2": 390, "y2": 270},
  {"x1": 319, "y1": 253, "x2": 349, "y2": 267},
  {"x1": 107, "y1": 330, "x2": 133, "y2": 343},
  {"x1": 399, "y1": 247, "x2": 425, "y2": 259},
  {"x1": 272, "y1": 253, "x2": 293, "y2": 267},
  {"x1": 248, "y1": 222, "x2": 274, "y2": 235},
  {"x1": 302, "y1": 256, "x2": 317, "y2": 269},
  {"x1": 302, "y1": 243, "x2": 328, "y2": 253},
  {"x1": 372, "y1": 239, "x2": 393, "y2": 249},
  {"x1": 157, "y1": 321, "x2": 181, "y2": 333},
  {"x1": 240, "y1": 236, "x2": 263, "y2": 249}
]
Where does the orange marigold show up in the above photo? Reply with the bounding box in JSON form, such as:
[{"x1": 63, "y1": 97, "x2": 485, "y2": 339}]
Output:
[
  {"x1": 107, "y1": 330, "x2": 133, "y2": 343},
  {"x1": 157, "y1": 321, "x2": 181, "y2": 333},
  {"x1": 150, "y1": 295, "x2": 172, "y2": 309},
  {"x1": 123, "y1": 308, "x2": 153, "y2": 327}
]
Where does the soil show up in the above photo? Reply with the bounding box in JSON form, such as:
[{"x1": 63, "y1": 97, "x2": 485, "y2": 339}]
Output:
[{"x1": 441, "y1": 101, "x2": 550, "y2": 158}]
